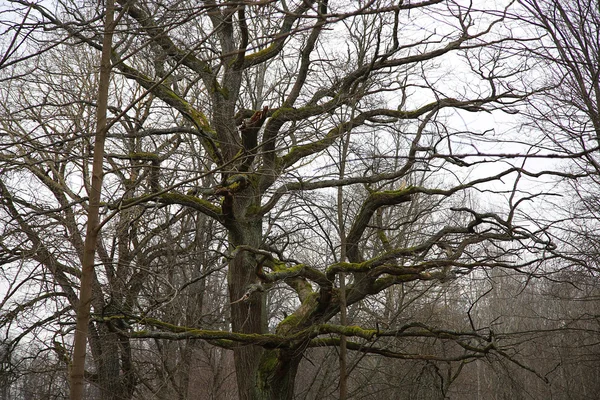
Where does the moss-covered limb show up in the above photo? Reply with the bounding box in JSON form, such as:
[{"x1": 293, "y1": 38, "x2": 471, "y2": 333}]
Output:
[
  {"x1": 275, "y1": 91, "x2": 511, "y2": 172},
  {"x1": 111, "y1": 191, "x2": 221, "y2": 220},
  {"x1": 107, "y1": 193, "x2": 153, "y2": 209},
  {"x1": 221, "y1": 174, "x2": 251, "y2": 192},
  {"x1": 328, "y1": 260, "x2": 454, "y2": 308},
  {"x1": 234, "y1": 245, "x2": 330, "y2": 290},
  {"x1": 304, "y1": 324, "x2": 378, "y2": 340},
  {"x1": 325, "y1": 240, "x2": 443, "y2": 281},
  {"x1": 265, "y1": 264, "x2": 330, "y2": 288},
  {"x1": 276, "y1": 291, "x2": 321, "y2": 336},
  {"x1": 116, "y1": 61, "x2": 210, "y2": 129},
  {"x1": 267, "y1": 92, "x2": 493, "y2": 174},
  {"x1": 325, "y1": 257, "x2": 412, "y2": 288},
  {"x1": 368, "y1": 223, "x2": 508, "y2": 272},
  {"x1": 158, "y1": 192, "x2": 222, "y2": 219},
  {"x1": 283, "y1": 277, "x2": 314, "y2": 303},
  {"x1": 345, "y1": 187, "x2": 412, "y2": 263},
  {"x1": 258, "y1": 176, "x2": 413, "y2": 216},
  {"x1": 233, "y1": 246, "x2": 319, "y2": 304},
  {"x1": 367, "y1": 273, "x2": 431, "y2": 294},
  {"x1": 375, "y1": 209, "x2": 393, "y2": 252},
  {"x1": 94, "y1": 314, "x2": 287, "y2": 347},
  {"x1": 382, "y1": 321, "x2": 481, "y2": 338},
  {"x1": 260, "y1": 98, "x2": 346, "y2": 174},
  {"x1": 268, "y1": 101, "x2": 338, "y2": 122},
  {"x1": 264, "y1": 167, "x2": 578, "y2": 215},
  {"x1": 127, "y1": 328, "x2": 287, "y2": 348},
  {"x1": 325, "y1": 261, "x2": 372, "y2": 281},
  {"x1": 279, "y1": 120, "x2": 352, "y2": 170},
  {"x1": 370, "y1": 259, "x2": 456, "y2": 278},
  {"x1": 113, "y1": 57, "x2": 225, "y2": 164},
  {"x1": 278, "y1": 106, "x2": 423, "y2": 171},
  {"x1": 242, "y1": 0, "x2": 315, "y2": 68},
  {"x1": 117, "y1": 0, "x2": 213, "y2": 82},
  {"x1": 107, "y1": 152, "x2": 160, "y2": 162},
  {"x1": 307, "y1": 321, "x2": 493, "y2": 352}
]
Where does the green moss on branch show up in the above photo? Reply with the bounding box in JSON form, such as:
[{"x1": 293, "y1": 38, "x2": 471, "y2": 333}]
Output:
[{"x1": 158, "y1": 192, "x2": 221, "y2": 218}]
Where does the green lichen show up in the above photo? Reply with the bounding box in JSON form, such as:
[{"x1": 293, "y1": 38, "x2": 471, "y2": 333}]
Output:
[
  {"x1": 279, "y1": 313, "x2": 300, "y2": 327},
  {"x1": 281, "y1": 141, "x2": 321, "y2": 164},
  {"x1": 184, "y1": 102, "x2": 211, "y2": 130},
  {"x1": 244, "y1": 44, "x2": 277, "y2": 64},
  {"x1": 257, "y1": 350, "x2": 279, "y2": 391},
  {"x1": 271, "y1": 260, "x2": 296, "y2": 272},
  {"x1": 276, "y1": 291, "x2": 319, "y2": 335},
  {"x1": 298, "y1": 324, "x2": 378, "y2": 341},
  {"x1": 269, "y1": 106, "x2": 295, "y2": 119},
  {"x1": 388, "y1": 185, "x2": 413, "y2": 194},
  {"x1": 329, "y1": 324, "x2": 377, "y2": 340},
  {"x1": 159, "y1": 192, "x2": 221, "y2": 215},
  {"x1": 259, "y1": 350, "x2": 278, "y2": 371}
]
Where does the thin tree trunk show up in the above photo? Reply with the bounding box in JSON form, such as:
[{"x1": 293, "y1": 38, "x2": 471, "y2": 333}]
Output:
[
  {"x1": 69, "y1": 1, "x2": 115, "y2": 398},
  {"x1": 337, "y1": 116, "x2": 352, "y2": 400}
]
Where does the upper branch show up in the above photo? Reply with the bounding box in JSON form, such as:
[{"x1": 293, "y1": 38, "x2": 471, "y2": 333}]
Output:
[
  {"x1": 242, "y1": 0, "x2": 316, "y2": 68},
  {"x1": 117, "y1": 0, "x2": 215, "y2": 84}
]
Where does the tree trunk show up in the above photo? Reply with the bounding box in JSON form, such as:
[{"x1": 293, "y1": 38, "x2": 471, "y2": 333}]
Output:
[
  {"x1": 227, "y1": 195, "x2": 267, "y2": 400},
  {"x1": 87, "y1": 323, "x2": 134, "y2": 400},
  {"x1": 254, "y1": 350, "x2": 303, "y2": 400},
  {"x1": 69, "y1": 0, "x2": 114, "y2": 398},
  {"x1": 228, "y1": 224, "x2": 305, "y2": 400},
  {"x1": 97, "y1": 331, "x2": 127, "y2": 400}
]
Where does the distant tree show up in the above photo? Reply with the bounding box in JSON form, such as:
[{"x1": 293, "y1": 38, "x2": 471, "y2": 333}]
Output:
[
  {"x1": 519, "y1": 0, "x2": 600, "y2": 256},
  {"x1": 516, "y1": 0, "x2": 600, "y2": 397}
]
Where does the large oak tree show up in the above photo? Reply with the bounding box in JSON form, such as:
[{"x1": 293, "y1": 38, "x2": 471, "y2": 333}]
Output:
[{"x1": 0, "y1": 1, "x2": 564, "y2": 399}]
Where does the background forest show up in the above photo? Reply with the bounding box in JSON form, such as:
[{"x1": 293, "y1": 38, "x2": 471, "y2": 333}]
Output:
[{"x1": 0, "y1": 0, "x2": 599, "y2": 399}]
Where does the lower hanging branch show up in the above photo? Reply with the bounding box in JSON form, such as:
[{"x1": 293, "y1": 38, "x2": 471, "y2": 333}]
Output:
[{"x1": 92, "y1": 313, "x2": 287, "y2": 348}]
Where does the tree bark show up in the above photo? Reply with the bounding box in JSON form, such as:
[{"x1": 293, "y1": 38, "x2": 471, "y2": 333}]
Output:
[
  {"x1": 227, "y1": 193, "x2": 267, "y2": 400},
  {"x1": 254, "y1": 349, "x2": 303, "y2": 400},
  {"x1": 69, "y1": 1, "x2": 115, "y2": 398}
]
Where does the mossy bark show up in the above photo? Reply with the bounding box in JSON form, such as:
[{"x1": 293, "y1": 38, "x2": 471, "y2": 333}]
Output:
[
  {"x1": 226, "y1": 187, "x2": 267, "y2": 400},
  {"x1": 254, "y1": 349, "x2": 303, "y2": 400}
]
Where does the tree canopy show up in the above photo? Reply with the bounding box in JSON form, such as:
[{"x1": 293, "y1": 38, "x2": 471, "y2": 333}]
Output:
[{"x1": 1, "y1": 1, "x2": 599, "y2": 399}]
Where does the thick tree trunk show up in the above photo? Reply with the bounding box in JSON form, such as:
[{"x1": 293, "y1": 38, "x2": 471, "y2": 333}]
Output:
[
  {"x1": 88, "y1": 324, "x2": 134, "y2": 400},
  {"x1": 224, "y1": 185, "x2": 305, "y2": 399},
  {"x1": 97, "y1": 331, "x2": 127, "y2": 400},
  {"x1": 254, "y1": 350, "x2": 303, "y2": 400},
  {"x1": 227, "y1": 204, "x2": 267, "y2": 400},
  {"x1": 228, "y1": 227, "x2": 305, "y2": 399},
  {"x1": 225, "y1": 182, "x2": 312, "y2": 400}
]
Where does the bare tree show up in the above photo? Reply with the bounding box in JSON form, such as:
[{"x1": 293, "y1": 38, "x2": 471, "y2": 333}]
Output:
[
  {"x1": 0, "y1": 1, "x2": 573, "y2": 399},
  {"x1": 519, "y1": 0, "x2": 600, "y2": 251},
  {"x1": 513, "y1": 1, "x2": 600, "y2": 397}
]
